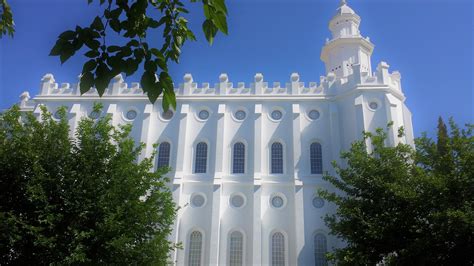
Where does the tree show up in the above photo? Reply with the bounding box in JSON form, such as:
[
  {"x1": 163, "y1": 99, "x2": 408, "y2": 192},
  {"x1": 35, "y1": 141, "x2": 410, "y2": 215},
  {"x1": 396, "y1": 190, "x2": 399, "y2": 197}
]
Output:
[
  {"x1": 1, "y1": 0, "x2": 229, "y2": 110},
  {"x1": 0, "y1": 0, "x2": 14, "y2": 38},
  {"x1": 319, "y1": 120, "x2": 474, "y2": 265},
  {"x1": 0, "y1": 105, "x2": 176, "y2": 264}
]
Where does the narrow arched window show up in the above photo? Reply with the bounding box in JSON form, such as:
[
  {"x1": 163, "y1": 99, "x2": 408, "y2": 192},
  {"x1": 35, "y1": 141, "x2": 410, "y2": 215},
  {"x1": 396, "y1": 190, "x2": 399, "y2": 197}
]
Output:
[
  {"x1": 310, "y1": 142, "x2": 323, "y2": 174},
  {"x1": 233, "y1": 142, "x2": 245, "y2": 174},
  {"x1": 271, "y1": 142, "x2": 283, "y2": 174},
  {"x1": 156, "y1": 142, "x2": 170, "y2": 169},
  {"x1": 229, "y1": 231, "x2": 244, "y2": 266},
  {"x1": 271, "y1": 232, "x2": 285, "y2": 266},
  {"x1": 195, "y1": 142, "x2": 208, "y2": 173},
  {"x1": 314, "y1": 233, "x2": 327, "y2": 266},
  {"x1": 188, "y1": 231, "x2": 203, "y2": 266}
]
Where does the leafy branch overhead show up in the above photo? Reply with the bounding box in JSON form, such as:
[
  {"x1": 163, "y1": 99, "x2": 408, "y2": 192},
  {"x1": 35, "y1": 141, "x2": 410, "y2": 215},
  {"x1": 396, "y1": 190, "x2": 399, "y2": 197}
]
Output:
[
  {"x1": 49, "y1": 0, "x2": 228, "y2": 111},
  {"x1": 0, "y1": 0, "x2": 14, "y2": 38}
]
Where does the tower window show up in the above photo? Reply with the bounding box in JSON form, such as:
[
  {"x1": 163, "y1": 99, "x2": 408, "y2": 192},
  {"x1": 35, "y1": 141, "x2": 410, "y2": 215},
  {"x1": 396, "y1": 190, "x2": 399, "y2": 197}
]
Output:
[
  {"x1": 195, "y1": 142, "x2": 208, "y2": 173},
  {"x1": 314, "y1": 233, "x2": 328, "y2": 266},
  {"x1": 310, "y1": 142, "x2": 323, "y2": 174},
  {"x1": 233, "y1": 142, "x2": 245, "y2": 174},
  {"x1": 229, "y1": 231, "x2": 244, "y2": 266},
  {"x1": 156, "y1": 142, "x2": 171, "y2": 169},
  {"x1": 271, "y1": 142, "x2": 284, "y2": 174},
  {"x1": 271, "y1": 232, "x2": 286, "y2": 266},
  {"x1": 188, "y1": 231, "x2": 203, "y2": 266}
]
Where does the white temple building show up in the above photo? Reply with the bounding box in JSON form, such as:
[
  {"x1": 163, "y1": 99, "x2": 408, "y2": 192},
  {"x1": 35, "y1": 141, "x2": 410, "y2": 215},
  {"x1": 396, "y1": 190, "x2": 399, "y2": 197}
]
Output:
[{"x1": 19, "y1": 1, "x2": 414, "y2": 265}]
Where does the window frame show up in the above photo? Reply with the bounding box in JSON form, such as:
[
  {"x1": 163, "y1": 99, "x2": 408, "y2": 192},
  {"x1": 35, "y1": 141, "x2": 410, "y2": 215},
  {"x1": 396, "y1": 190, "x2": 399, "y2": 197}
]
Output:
[
  {"x1": 270, "y1": 141, "x2": 285, "y2": 174},
  {"x1": 187, "y1": 229, "x2": 205, "y2": 266},
  {"x1": 310, "y1": 142, "x2": 323, "y2": 175},
  {"x1": 156, "y1": 141, "x2": 171, "y2": 170},
  {"x1": 270, "y1": 230, "x2": 288, "y2": 266},
  {"x1": 194, "y1": 141, "x2": 209, "y2": 174},
  {"x1": 314, "y1": 232, "x2": 328, "y2": 266},
  {"x1": 232, "y1": 141, "x2": 246, "y2": 174},
  {"x1": 228, "y1": 229, "x2": 246, "y2": 266}
]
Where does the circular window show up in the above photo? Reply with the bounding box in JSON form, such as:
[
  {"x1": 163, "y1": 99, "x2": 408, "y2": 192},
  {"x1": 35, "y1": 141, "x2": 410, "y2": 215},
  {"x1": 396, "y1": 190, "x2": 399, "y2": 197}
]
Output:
[
  {"x1": 271, "y1": 110, "x2": 283, "y2": 121},
  {"x1": 89, "y1": 110, "x2": 100, "y2": 119},
  {"x1": 234, "y1": 110, "x2": 246, "y2": 121},
  {"x1": 198, "y1": 110, "x2": 210, "y2": 120},
  {"x1": 53, "y1": 110, "x2": 61, "y2": 120},
  {"x1": 161, "y1": 110, "x2": 174, "y2": 120},
  {"x1": 369, "y1": 102, "x2": 379, "y2": 110},
  {"x1": 312, "y1": 197, "x2": 325, "y2": 208},
  {"x1": 308, "y1": 110, "x2": 320, "y2": 120},
  {"x1": 230, "y1": 194, "x2": 245, "y2": 208},
  {"x1": 191, "y1": 194, "x2": 206, "y2": 208},
  {"x1": 271, "y1": 195, "x2": 285, "y2": 208},
  {"x1": 125, "y1": 110, "x2": 137, "y2": 120}
]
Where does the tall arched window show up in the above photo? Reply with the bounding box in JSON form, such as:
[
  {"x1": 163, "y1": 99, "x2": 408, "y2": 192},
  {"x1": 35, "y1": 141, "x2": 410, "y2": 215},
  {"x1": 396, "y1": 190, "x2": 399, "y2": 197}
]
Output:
[
  {"x1": 156, "y1": 142, "x2": 170, "y2": 169},
  {"x1": 233, "y1": 142, "x2": 245, "y2": 174},
  {"x1": 314, "y1": 233, "x2": 327, "y2": 266},
  {"x1": 271, "y1": 232, "x2": 285, "y2": 266},
  {"x1": 310, "y1": 142, "x2": 323, "y2": 174},
  {"x1": 188, "y1": 231, "x2": 203, "y2": 266},
  {"x1": 195, "y1": 142, "x2": 208, "y2": 173},
  {"x1": 271, "y1": 142, "x2": 283, "y2": 174},
  {"x1": 229, "y1": 231, "x2": 244, "y2": 266}
]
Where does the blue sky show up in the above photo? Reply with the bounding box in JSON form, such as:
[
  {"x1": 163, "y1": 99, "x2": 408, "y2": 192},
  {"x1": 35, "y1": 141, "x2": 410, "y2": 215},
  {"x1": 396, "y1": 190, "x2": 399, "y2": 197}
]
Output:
[{"x1": 0, "y1": 0, "x2": 472, "y2": 137}]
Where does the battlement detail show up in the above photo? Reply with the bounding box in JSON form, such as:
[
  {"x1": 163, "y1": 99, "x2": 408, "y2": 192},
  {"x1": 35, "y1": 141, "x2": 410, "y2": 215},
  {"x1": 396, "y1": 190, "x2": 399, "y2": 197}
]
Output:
[{"x1": 33, "y1": 62, "x2": 402, "y2": 99}]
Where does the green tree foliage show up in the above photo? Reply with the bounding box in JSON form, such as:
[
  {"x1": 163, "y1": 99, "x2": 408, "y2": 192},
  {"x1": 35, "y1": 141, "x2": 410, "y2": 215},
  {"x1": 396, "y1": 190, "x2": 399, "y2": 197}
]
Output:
[
  {"x1": 0, "y1": 0, "x2": 14, "y2": 38},
  {"x1": 320, "y1": 119, "x2": 474, "y2": 265},
  {"x1": 49, "y1": 0, "x2": 228, "y2": 109},
  {"x1": 1, "y1": 0, "x2": 228, "y2": 110},
  {"x1": 0, "y1": 105, "x2": 176, "y2": 264}
]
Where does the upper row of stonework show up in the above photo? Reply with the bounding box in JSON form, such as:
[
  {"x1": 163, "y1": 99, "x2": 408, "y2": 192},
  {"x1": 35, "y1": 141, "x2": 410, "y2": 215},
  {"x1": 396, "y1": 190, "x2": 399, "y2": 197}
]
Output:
[{"x1": 36, "y1": 64, "x2": 402, "y2": 97}]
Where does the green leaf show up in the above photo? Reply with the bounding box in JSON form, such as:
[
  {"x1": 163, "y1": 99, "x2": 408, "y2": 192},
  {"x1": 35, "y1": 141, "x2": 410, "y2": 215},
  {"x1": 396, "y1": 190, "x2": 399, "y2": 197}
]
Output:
[
  {"x1": 59, "y1": 30, "x2": 76, "y2": 40},
  {"x1": 85, "y1": 50, "x2": 100, "y2": 58},
  {"x1": 95, "y1": 63, "x2": 112, "y2": 96},
  {"x1": 203, "y1": 4, "x2": 212, "y2": 19},
  {"x1": 212, "y1": 0, "x2": 227, "y2": 15},
  {"x1": 82, "y1": 59, "x2": 97, "y2": 73},
  {"x1": 202, "y1": 19, "x2": 217, "y2": 45},
  {"x1": 110, "y1": 19, "x2": 121, "y2": 32},
  {"x1": 79, "y1": 71, "x2": 94, "y2": 94},
  {"x1": 124, "y1": 58, "x2": 139, "y2": 77},
  {"x1": 85, "y1": 39, "x2": 101, "y2": 50},
  {"x1": 127, "y1": 40, "x2": 140, "y2": 47},
  {"x1": 49, "y1": 39, "x2": 65, "y2": 56},
  {"x1": 148, "y1": 18, "x2": 160, "y2": 28},
  {"x1": 212, "y1": 11, "x2": 228, "y2": 35},
  {"x1": 140, "y1": 71, "x2": 157, "y2": 94},
  {"x1": 162, "y1": 87, "x2": 176, "y2": 111},
  {"x1": 144, "y1": 60, "x2": 157, "y2": 73},
  {"x1": 107, "y1": 45, "x2": 121, "y2": 53},
  {"x1": 91, "y1": 16, "x2": 104, "y2": 31}
]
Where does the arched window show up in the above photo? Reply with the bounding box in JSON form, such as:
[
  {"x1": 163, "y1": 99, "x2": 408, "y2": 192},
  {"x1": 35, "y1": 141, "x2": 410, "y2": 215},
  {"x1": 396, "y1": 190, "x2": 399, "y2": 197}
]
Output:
[
  {"x1": 156, "y1": 142, "x2": 170, "y2": 169},
  {"x1": 233, "y1": 142, "x2": 245, "y2": 174},
  {"x1": 271, "y1": 142, "x2": 283, "y2": 174},
  {"x1": 195, "y1": 142, "x2": 208, "y2": 173},
  {"x1": 188, "y1": 231, "x2": 203, "y2": 266},
  {"x1": 310, "y1": 142, "x2": 323, "y2": 174},
  {"x1": 271, "y1": 232, "x2": 285, "y2": 266},
  {"x1": 229, "y1": 231, "x2": 244, "y2": 266},
  {"x1": 314, "y1": 233, "x2": 327, "y2": 266}
]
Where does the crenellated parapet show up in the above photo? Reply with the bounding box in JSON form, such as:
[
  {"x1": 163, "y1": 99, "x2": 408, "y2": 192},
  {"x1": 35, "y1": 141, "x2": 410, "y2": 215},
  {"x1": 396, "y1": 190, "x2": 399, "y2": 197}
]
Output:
[{"x1": 34, "y1": 65, "x2": 402, "y2": 99}]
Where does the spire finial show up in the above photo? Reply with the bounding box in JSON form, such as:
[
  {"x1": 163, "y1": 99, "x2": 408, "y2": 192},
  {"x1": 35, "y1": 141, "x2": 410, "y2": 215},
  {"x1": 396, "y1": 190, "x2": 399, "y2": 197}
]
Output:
[{"x1": 340, "y1": 0, "x2": 347, "y2": 6}]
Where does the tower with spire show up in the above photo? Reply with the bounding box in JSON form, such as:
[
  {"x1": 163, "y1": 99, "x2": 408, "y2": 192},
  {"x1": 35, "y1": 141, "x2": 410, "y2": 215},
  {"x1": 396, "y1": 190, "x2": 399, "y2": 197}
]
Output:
[{"x1": 321, "y1": 0, "x2": 374, "y2": 78}]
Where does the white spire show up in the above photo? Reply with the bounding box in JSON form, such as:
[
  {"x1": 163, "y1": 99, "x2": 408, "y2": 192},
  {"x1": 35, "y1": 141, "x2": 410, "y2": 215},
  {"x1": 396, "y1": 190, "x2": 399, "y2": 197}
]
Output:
[{"x1": 340, "y1": 0, "x2": 347, "y2": 7}]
